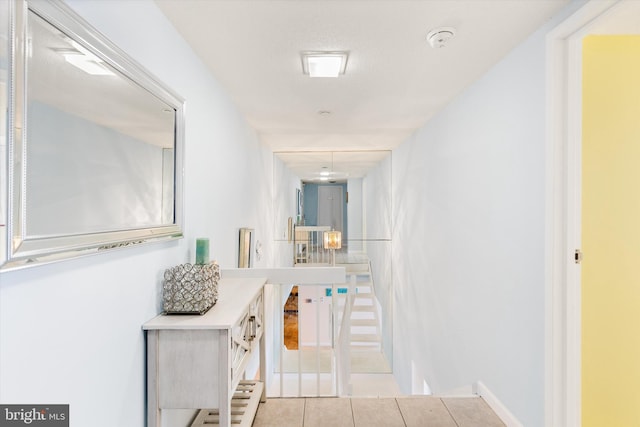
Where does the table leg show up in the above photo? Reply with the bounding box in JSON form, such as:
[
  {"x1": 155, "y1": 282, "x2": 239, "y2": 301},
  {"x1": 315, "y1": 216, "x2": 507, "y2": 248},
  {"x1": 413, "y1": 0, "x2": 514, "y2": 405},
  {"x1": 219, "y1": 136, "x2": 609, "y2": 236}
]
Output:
[{"x1": 147, "y1": 331, "x2": 161, "y2": 427}]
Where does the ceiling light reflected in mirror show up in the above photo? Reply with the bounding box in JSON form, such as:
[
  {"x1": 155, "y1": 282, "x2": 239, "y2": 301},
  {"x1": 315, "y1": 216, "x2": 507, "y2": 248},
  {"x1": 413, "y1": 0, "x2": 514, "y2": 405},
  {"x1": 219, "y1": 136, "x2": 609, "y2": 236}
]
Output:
[
  {"x1": 54, "y1": 38, "x2": 115, "y2": 76},
  {"x1": 63, "y1": 52, "x2": 113, "y2": 75}
]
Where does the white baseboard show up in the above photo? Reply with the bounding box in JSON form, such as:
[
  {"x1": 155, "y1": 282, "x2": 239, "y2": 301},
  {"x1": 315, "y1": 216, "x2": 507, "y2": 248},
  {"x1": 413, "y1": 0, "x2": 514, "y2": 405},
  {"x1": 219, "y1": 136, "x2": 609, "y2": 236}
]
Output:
[{"x1": 474, "y1": 381, "x2": 524, "y2": 427}]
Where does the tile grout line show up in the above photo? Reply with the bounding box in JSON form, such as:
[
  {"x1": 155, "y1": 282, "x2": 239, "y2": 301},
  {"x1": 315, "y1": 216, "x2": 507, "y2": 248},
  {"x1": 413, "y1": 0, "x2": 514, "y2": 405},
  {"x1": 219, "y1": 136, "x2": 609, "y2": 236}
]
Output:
[
  {"x1": 394, "y1": 398, "x2": 408, "y2": 427},
  {"x1": 349, "y1": 398, "x2": 356, "y2": 427},
  {"x1": 300, "y1": 397, "x2": 306, "y2": 427},
  {"x1": 440, "y1": 398, "x2": 461, "y2": 427}
]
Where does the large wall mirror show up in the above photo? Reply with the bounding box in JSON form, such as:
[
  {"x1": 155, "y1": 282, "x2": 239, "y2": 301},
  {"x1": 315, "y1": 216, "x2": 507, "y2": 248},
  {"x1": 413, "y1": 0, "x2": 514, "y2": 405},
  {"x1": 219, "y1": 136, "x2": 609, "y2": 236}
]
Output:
[{"x1": 0, "y1": 0, "x2": 185, "y2": 270}]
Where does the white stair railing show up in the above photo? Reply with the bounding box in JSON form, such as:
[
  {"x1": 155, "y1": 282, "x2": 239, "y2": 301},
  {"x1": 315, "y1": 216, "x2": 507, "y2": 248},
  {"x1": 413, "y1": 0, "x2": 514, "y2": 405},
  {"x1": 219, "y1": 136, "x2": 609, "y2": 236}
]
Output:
[
  {"x1": 221, "y1": 264, "x2": 385, "y2": 399},
  {"x1": 336, "y1": 273, "x2": 356, "y2": 396},
  {"x1": 293, "y1": 226, "x2": 331, "y2": 265}
]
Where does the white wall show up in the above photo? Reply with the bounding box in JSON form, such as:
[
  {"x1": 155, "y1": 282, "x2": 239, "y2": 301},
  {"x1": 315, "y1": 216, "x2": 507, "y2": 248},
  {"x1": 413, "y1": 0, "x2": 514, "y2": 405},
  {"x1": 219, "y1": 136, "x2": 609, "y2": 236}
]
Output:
[
  {"x1": 272, "y1": 155, "x2": 302, "y2": 267},
  {"x1": 27, "y1": 102, "x2": 166, "y2": 235},
  {"x1": 347, "y1": 178, "x2": 363, "y2": 252},
  {"x1": 363, "y1": 153, "x2": 392, "y2": 241},
  {"x1": 298, "y1": 286, "x2": 332, "y2": 347},
  {"x1": 361, "y1": 153, "x2": 393, "y2": 366},
  {"x1": 390, "y1": 2, "x2": 583, "y2": 426},
  {"x1": 0, "y1": 1, "x2": 274, "y2": 426}
]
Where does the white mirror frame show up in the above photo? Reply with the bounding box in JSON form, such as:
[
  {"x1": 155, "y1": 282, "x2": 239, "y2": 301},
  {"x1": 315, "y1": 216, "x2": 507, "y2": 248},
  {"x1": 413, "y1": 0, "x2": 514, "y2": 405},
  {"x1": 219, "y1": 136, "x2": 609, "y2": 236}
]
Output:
[{"x1": 1, "y1": 0, "x2": 185, "y2": 271}]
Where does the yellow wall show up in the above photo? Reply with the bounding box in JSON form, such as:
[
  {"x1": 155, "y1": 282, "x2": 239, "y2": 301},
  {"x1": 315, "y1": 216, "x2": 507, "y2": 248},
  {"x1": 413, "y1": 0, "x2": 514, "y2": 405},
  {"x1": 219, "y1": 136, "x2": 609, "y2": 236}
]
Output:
[{"x1": 582, "y1": 35, "x2": 640, "y2": 426}]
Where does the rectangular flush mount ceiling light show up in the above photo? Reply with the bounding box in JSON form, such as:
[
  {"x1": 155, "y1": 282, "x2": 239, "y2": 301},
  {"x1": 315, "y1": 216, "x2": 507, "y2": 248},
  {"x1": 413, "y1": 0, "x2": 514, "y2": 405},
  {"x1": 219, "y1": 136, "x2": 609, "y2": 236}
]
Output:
[{"x1": 301, "y1": 51, "x2": 348, "y2": 77}]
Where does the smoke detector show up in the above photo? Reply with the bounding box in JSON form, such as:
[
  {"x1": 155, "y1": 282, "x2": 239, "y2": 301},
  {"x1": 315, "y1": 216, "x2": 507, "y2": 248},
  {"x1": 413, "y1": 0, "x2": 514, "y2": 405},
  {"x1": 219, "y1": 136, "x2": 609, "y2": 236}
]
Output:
[{"x1": 427, "y1": 27, "x2": 456, "y2": 48}]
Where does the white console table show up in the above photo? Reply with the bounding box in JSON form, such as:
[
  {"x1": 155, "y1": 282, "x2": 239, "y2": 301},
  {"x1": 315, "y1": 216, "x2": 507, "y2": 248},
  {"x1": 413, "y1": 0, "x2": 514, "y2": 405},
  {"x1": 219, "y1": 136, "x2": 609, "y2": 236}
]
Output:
[{"x1": 143, "y1": 277, "x2": 267, "y2": 427}]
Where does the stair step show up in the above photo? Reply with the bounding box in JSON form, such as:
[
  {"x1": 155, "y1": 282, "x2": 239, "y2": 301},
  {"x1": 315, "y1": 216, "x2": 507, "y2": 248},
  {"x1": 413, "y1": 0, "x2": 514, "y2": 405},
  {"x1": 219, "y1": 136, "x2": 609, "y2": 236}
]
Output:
[
  {"x1": 351, "y1": 305, "x2": 376, "y2": 312},
  {"x1": 344, "y1": 263, "x2": 370, "y2": 272},
  {"x1": 351, "y1": 310, "x2": 375, "y2": 318},
  {"x1": 350, "y1": 318, "x2": 379, "y2": 327},
  {"x1": 351, "y1": 327, "x2": 378, "y2": 336},
  {"x1": 353, "y1": 301, "x2": 374, "y2": 307},
  {"x1": 351, "y1": 275, "x2": 372, "y2": 281},
  {"x1": 351, "y1": 333, "x2": 381, "y2": 342},
  {"x1": 350, "y1": 344, "x2": 381, "y2": 351}
]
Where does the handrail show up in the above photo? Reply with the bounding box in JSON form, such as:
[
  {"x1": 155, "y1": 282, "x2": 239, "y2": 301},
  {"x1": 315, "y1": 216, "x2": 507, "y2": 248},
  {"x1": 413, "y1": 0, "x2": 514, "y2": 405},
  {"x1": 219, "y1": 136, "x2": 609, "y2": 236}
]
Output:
[
  {"x1": 224, "y1": 267, "x2": 347, "y2": 397},
  {"x1": 222, "y1": 267, "x2": 345, "y2": 284},
  {"x1": 294, "y1": 226, "x2": 331, "y2": 232},
  {"x1": 293, "y1": 225, "x2": 332, "y2": 265},
  {"x1": 222, "y1": 266, "x2": 365, "y2": 398},
  {"x1": 336, "y1": 273, "x2": 357, "y2": 396}
]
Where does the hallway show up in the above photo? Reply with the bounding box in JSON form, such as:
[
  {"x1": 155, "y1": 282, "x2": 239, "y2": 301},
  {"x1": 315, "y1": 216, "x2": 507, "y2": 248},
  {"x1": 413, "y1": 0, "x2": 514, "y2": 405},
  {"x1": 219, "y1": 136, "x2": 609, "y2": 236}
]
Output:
[
  {"x1": 0, "y1": 1, "x2": 594, "y2": 426},
  {"x1": 251, "y1": 396, "x2": 505, "y2": 427}
]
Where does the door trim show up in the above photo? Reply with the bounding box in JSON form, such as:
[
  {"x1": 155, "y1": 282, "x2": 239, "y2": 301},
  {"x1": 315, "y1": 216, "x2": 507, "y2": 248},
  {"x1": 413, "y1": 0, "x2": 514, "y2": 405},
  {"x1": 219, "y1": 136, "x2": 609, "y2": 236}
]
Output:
[{"x1": 545, "y1": 1, "x2": 621, "y2": 426}]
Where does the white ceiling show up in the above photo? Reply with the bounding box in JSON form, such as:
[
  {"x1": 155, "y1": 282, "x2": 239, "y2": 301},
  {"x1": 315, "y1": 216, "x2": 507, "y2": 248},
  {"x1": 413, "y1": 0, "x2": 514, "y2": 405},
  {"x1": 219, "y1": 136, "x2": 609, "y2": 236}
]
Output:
[
  {"x1": 587, "y1": 0, "x2": 640, "y2": 33},
  {"x1": 155, "y1": 0, "x2": 570, "y2": 179},
  {"x1": 276, "y1": 150, "x2": 391, "y2": 182}
]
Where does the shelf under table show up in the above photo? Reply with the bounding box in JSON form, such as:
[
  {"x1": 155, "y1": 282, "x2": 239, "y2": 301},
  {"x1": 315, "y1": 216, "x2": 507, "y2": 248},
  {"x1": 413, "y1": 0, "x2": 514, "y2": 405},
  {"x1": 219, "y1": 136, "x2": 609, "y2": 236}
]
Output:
[{"x1": 190, "y1": 380, "x2": 264, "y2": 427}]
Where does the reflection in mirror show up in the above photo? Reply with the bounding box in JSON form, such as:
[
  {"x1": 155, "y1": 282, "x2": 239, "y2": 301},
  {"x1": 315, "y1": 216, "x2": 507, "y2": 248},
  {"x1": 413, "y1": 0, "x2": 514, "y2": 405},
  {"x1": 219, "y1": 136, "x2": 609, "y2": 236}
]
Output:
[
  {"x1": 275, "y1": 151, "x2": 390, "y2": 184},
  {"x1": 272, "y1": 149, "x2": 394, "y2": 378},
  {"x1": 26, "y1": 10, "x2": 175, "y2": 236},
  {"x1": 274, "y1": 150, "x2": 392, "y2": 242},
  {"x1": 1, "y1": 0, "x2": 184, "y2": 270}
]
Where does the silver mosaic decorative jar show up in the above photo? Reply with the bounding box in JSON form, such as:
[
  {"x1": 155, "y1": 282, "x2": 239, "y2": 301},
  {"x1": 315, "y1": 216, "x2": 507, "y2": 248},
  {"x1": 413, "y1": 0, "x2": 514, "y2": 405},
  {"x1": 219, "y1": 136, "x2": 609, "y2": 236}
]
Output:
[{"x1": 162, "y1": 262, "x2": 220, "y2": 314}]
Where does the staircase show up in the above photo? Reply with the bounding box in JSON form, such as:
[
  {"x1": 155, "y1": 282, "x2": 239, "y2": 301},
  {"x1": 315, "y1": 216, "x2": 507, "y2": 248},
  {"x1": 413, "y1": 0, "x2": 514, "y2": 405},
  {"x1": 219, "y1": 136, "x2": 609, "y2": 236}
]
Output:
[{"x1": 343, "y1": 261, "x2": 382, "y2": 352}]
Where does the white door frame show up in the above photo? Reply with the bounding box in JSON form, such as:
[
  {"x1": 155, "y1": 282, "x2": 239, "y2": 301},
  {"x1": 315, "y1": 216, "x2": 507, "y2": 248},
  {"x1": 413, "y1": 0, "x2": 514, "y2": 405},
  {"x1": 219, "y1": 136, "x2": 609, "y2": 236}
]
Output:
[{"x1": 545, "y1": 1, "x2": 623, "y2": 425}]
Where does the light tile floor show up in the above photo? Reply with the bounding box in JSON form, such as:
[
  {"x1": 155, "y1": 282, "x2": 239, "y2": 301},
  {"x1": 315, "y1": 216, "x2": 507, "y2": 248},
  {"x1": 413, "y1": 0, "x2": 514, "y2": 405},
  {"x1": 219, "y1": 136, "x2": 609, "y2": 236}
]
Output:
[
  {"x1": 251, "y1": 396, "x2": 505, "y2": 427},
  {"x1": 268, "y1": 372, "x2": 401, "y2": 398}
]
